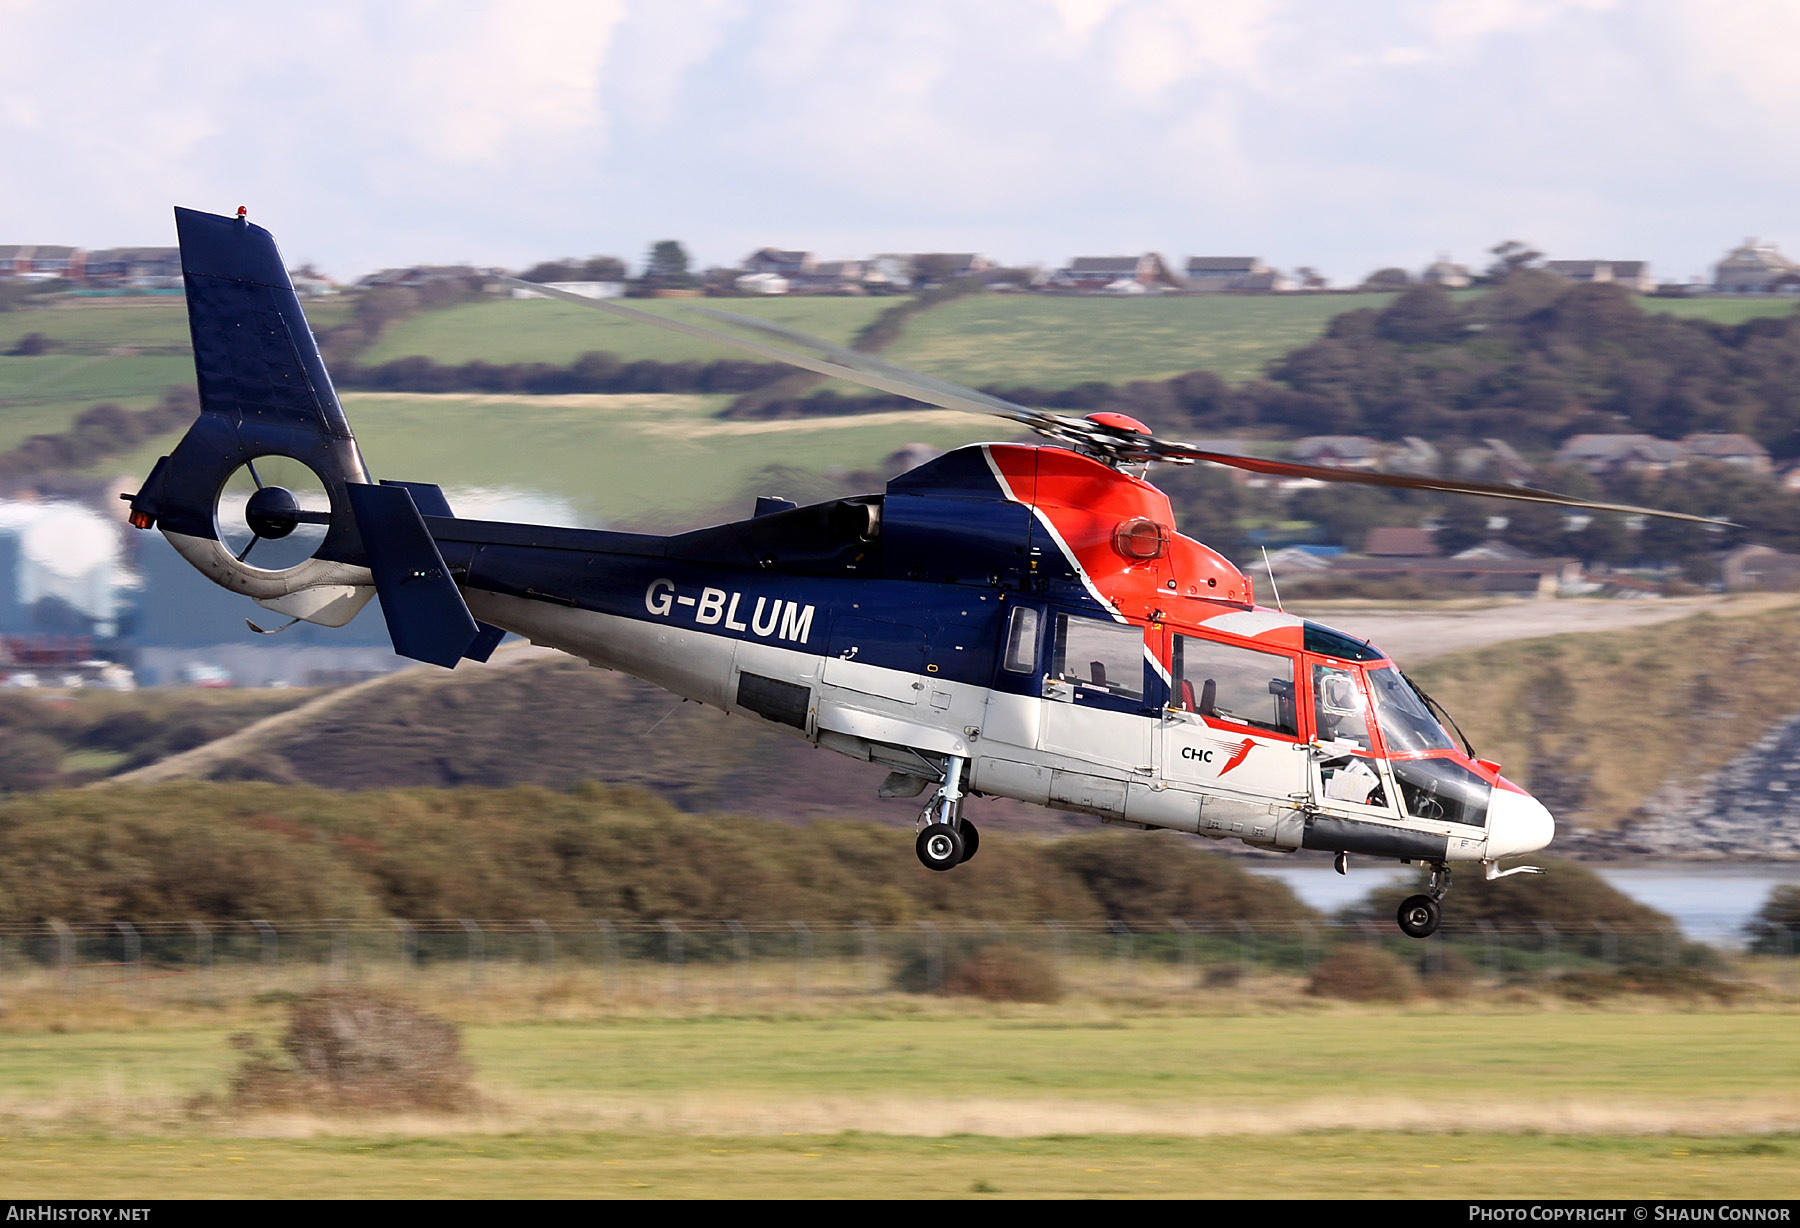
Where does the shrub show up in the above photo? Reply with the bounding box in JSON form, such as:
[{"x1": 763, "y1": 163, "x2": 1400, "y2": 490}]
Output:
[
  {"x1": 1307, "y1": 943, "x2": 1418, "y2": 1001},
  {"x1": 1747, "y1": 884, "x2": 1800, "y2": 955},
  {"x1": 227, "y1": 987, "x2": 473, "y2": 1113},
  {"x1": 940, "y1": 944, "x2": 1063, "y2": 1003}
]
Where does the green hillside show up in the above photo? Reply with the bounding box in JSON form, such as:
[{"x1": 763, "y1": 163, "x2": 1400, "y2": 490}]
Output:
[
  {"x1": 102, "y1": 391, "x2": 1023, "y2": 527},
  {"x1": 1640, "y1": 297, "x2": 1800, "y2": 325},
  {"x1": 0, "y1": 354, "x2": 195, "y2": 452},
  {"x1": 360, "y1": 295, "x2": 897, "y2": 367},
  {"x1": 881, "y1": 292, "x2": 1403, "y2": 386}
]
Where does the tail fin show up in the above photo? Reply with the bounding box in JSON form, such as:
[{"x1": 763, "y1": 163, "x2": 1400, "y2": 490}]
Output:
[{"x1": 127, "y1": 208, "x2": 491, "y2": 666}]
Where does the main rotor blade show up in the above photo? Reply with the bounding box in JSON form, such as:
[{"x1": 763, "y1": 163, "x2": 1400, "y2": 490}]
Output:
[
  {"x1": 502, "y1": 278, "x2": 1732, "y2": 527},
  {"x1": 689, "y1": 305, "x2": 1040, "y2": 421},
  {"x1": 497, "y1": 277, "x2": 1050, "y2": 428},
  {"x1": 1155, "y1": 443, "x2": 1736, "y2": 526}
]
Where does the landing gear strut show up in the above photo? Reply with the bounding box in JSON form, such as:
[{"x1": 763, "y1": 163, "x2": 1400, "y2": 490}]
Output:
[
  {"x1": 1396, "y1": 862, "x2": 1450, "y2": 939},
  {"x1": 915, "y1": 754, "x2": 975, "y2": 871}
]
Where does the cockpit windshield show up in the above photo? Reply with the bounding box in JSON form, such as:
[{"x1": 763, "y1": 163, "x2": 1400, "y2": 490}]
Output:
[{"x1": 1365, "y1": 666, "x2": 1457, "y2": 754}]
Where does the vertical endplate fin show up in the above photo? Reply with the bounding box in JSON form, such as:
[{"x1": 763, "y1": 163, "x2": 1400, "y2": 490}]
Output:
[{"x1": 344, "y1": 483, "x2": 480, "y2": 668}]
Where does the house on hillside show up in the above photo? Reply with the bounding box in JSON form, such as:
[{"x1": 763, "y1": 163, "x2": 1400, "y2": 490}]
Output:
[
  {"x1": 1326, "y1": 553, "x2": 1581, "y2": 598},
  {"x1": 1554, "y1": 434, "x2": 1683, "y2": 477},
  {"x1": 1293, "y1": 436, "x2": 1382, "y2": 471},
  {"x1": 743, "y1": 249, "x2": 815, "y2": 281},
  {"x1": 1452, "y1": 539, "x2": 1533, "y2": 562},
  {"x1": 1183, "y1": 257, "x2": 1279, "y2": 292},
  {"x1": 356, "y1": 265, "x2": 480, "y2": 290},
  {"x1": 1052, "y1": 254, "x2": 1179, "y2": 293},
  {"x1": 1681, "y1": 433, "x2": 1771, "y2": 474},
  {"x1": 1362, "y1": 527, "x2": 1438, "y2": 557},
  {"x1": 793, "y1": 260, "x2": 867, "y2": 294},
  {"x1": 0, "y1": 245, "x2": 84, "y2": 281},
  {"x1": 1721, "y1": 544, "x2": 1800, "y2": 591},
  {"x1": 1714, "y1": 239, "x2": 1800, "y2": 293},
  {"x1": 734, "y1": 272, "x2": 789, "y2": 295},
  {"x1": 1543, "y1": 260, "x2": 1653, "y2": 293},
  {"x1": 1455, "y1": 438, "x2": 1534, "y2": 483},
  {"x1": 1384, "y1": 436, "x2": 1441, "y2": 476},
  {"x1": 82, "y1": 247, "x2": 180, "y2": 288},
  {"x1": 1420, "y1": 258, "x2": 1473, "y2": 289}
]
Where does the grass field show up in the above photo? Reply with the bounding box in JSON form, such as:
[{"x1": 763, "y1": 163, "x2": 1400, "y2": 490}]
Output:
[
  {"x1": 0, "y1": 993, "x2": 1795, "y2": 1198},
  {"x1": 360, "y1": 296, "x2": 900, "y2": 367},
  {"x1": 1640, "y1": 298, "x2": 1800, "y2": 325},
  {"x1": 0, "y1": 1130, "x2": 1793, "y2": 1199},
  {"x1": 101, "y1": 392, "x2": 1026, "y2": 527},
  {"x1": 0, "y1": 298, "x2": 192, "y2": 354},
  {"x1": 881, "y1": 292, "x2": 1402, "y2": 387}
]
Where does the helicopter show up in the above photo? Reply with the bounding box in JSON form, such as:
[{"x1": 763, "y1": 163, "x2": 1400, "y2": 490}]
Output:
[{"x1": 125, "y1": 207, "x2": 1727, "y2": 938}]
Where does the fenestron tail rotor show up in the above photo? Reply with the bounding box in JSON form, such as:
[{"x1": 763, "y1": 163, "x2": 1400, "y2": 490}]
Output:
[{"x1": 501, "y1": 276, "x2": 1734, "y2": 527}]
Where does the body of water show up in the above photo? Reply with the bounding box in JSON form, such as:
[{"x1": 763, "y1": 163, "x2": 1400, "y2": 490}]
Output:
[{"x1": 1247, "y1": 860, "x2": 1800, "y2": 945}]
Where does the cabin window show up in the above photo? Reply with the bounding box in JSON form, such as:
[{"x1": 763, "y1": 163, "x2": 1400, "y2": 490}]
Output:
[
  {"x1": 1172, "y1": 636, "x2": 1297, "y2": 737},
  {"x1": 1365, "y1": 667, "x2": 1456, "y2": 754},
  {"x1": 1051, "y1": 614, "x2": 1145, "y2": 702},
  {"x1": 1003, "y1": 606, "x2": 1040, "y2": 673},
  {"x1": 1312, "y1": 664, "x2": 1373, "y2": 751}
]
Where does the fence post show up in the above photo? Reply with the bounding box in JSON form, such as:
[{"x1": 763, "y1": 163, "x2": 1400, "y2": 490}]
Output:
[
  {"x1": 855, "y1": 920, "x2": 879, "y2": 993},
  {"x1": 917, "y1": 921, "x2": 942, "y2": 992},
  {"x1": 460, "y1": 919, "x2": 483, "y2": 986},
  {"x1": 1233, "y1": 920, "x2": 1256, "y2": 983},
  {"x1": 660, "y1": 920, "x2": 683, "y2": 997},
  {"x1": 1595, "y1": 921, "x2": 1618, "y2": 971},
  {"x1": 1298, "y1": 919, "x2": 1319, "y2": 977},
  {"x1": 115, "y1": 921, "x2": 140, "y2": 995},
  {"x1": 1109, "y1": 920, "x2": 1133, "y2": 991},
  {"x1": 252, "y1": 919, "x2": 277, "y2": 979},
  {"x1": 187, "y1": 920, "x2": 212, "y2": 1003},
  {"x1": 50, "y1": 920, "x2": 73, "y2": 993},
  {"x1": 1535, "y1": 920, "x2": 1559, "y2": 983},
  {"x1": 790, "y1": 920, "x2": 812, "y2": 999},
  {"x1": 1478, "y1": 920, "x2": 1500, "y2": 983},
  {"x1": 1043, "y1": 920, "x2": 1067, "y2": 979},
  {"x1": 727, "y1": 921, "x2": 750, "y2": 998},
  {"x1": 394, "y1": 920, "x2": 416, "y2": 978},
  {"x1": 329, "y1": 919, "x2": 348, "y2": 983},
  {"x1": 530, "y1": 919, "x2": 554, "y2": 974},
  {"x1": 595, "y1": 920, "x2": 618, "y2": 996},
  {"x1": 1169, "y1": 918, "x2": 1194, "y2": 989}
]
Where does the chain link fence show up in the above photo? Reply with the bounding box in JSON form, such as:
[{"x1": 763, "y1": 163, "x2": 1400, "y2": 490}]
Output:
[{"x1": 0, "y1": 918, "x2": 1790, "y2": 1003}]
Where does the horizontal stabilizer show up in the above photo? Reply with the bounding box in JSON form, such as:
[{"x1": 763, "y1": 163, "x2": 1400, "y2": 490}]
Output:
[{"x1": 344, "y1": 483, "x2": 480, "y2": 668}]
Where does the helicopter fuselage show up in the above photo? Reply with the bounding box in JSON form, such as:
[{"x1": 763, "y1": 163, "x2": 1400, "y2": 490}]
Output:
[
  {"x1": 131, "y1": 206, "x2": 1555, "y2": 939},
  {"x1": 405, "y1": 439, "x2": 1553, "y2": 870}
]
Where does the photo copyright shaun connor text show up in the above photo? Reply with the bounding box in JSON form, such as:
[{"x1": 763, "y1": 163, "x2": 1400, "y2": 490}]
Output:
[{"x1": 1471, "y1": 1211, "x2": 1791, "y2": 1223}]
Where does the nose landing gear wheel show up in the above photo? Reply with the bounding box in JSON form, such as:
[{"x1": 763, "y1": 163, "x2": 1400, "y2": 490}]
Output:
[
  {"x1": 916, "y1": 825, "x2": 965, "y2": 871},
  {"x1": 1397, "y1": 894, "x2": 1441, "y2": 939}
]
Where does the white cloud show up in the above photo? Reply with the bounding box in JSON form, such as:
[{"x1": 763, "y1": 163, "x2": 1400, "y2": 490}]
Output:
[{"x1": 0, "y1": 0, "x2": 1795, "y2": 284}]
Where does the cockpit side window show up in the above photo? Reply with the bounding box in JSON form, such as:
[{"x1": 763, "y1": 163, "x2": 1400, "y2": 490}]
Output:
[
  {"x1": 1052, "y1": 614, "x2": 1145, "y2": 701},
  {"x1": 1312, "y1": 663, "x2": 1373, "y2": 751},
  {"x1": 1173, "y1": 635, "x2": 1297, "y2": 737},
  {"x1": 1002, "y1": 605, "x2": 1040, "y2": 673}
]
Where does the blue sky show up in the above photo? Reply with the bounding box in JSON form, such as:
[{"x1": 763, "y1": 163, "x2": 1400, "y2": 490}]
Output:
[{"x1": 2, "y1": 0, "x2": 1796, "y2": 284}]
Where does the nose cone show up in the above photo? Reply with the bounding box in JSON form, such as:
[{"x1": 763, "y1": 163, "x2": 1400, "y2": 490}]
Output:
[{"x1": 1486, "y1": 787, "x2": 1555, "y2": 859}]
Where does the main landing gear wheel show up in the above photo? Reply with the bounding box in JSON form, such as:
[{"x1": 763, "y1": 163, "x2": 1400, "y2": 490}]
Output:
[
  {"x1": 1396, "y1": 894, "x2": 1441, "y2": 939},
  {"x1": 916, "y1": 825, "x2": 965, "y2": 871},
  {"x1": 958, "y1": 818, "x2": 979, "y2": 864}
]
